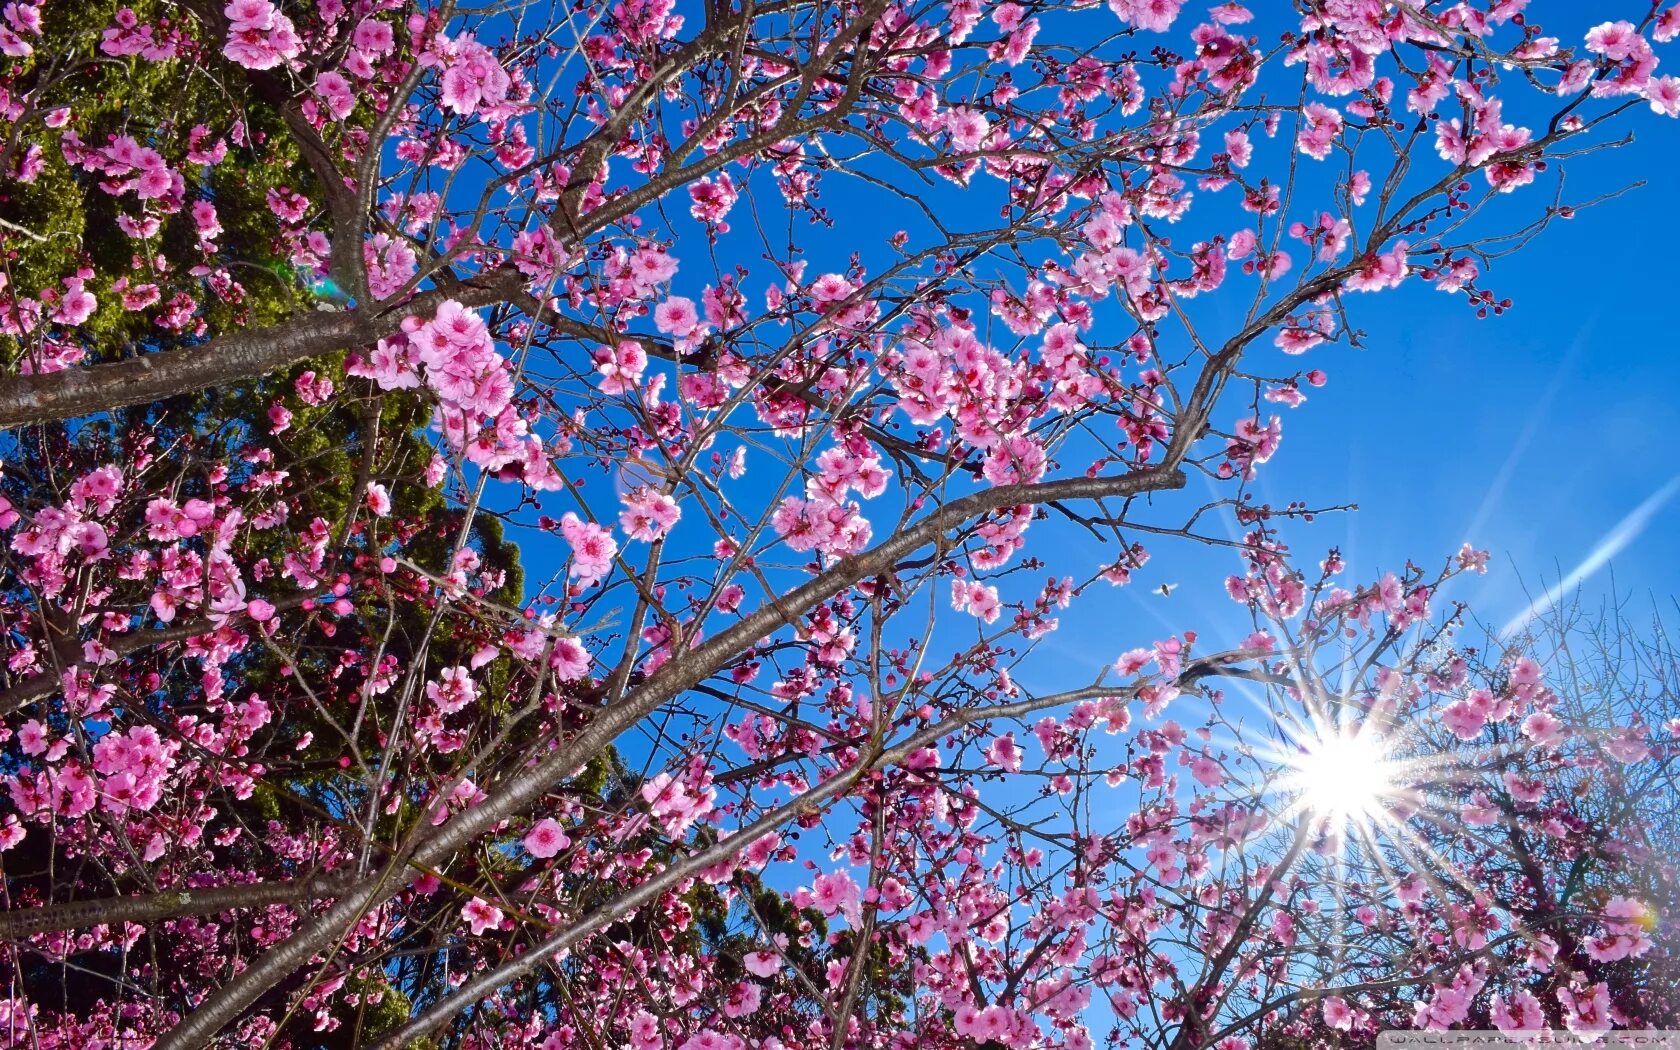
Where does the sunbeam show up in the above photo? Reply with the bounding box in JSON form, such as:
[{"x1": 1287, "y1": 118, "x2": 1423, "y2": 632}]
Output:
[{"x1": 1500, "y1": 474, "x2": 1680, "y2": 639}]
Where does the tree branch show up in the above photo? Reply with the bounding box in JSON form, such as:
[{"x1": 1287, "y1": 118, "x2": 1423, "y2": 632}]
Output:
[
  {"x1": 0, "y1": 277, "x2": 513, "y2": 430},
  {"x1": 0, "y1": 870, "x2": 364, "y2": 942}
]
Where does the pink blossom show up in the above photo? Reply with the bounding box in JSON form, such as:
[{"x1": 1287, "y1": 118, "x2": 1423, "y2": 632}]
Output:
[
  {"x1": 985, "y1": 733, "x2": 1023, "y2": 772},
  {"x1": 559, "y1": 513, "x2": 618, "y2": 586},
  {"x1": 641, "y1": 770, "x2": 714, "y2": 836},
  {"x1": 364, "y1": 234, "x2": 418, "y2": 300},
  {"x1": 1296, "y1": 103, "x2": 1343, "y2": 160},
  {"x1": 945, "y1": 108, "x2": 990, "y2": 152},
  {"x1": 1114, "y1": 648, "x2": 1151, "y2": 676},
  {"x1": 654, "y1": 296, "x2": 700, "y2": 337},
  {"x1": 16, "y1": 721, "x2": 47, "y2": 756},
  {"x1": 1646, "y1": 76, "x2": 1680, "y2": 117},
  {"x1": 770, "y1": 496, "x2": 872, "y2": 556},
  {"x1": 461, "y1": 897, "x2": 503, "y2": 935},
  {"x1": 1490, "y1": 989, "x2": 1545, "y2": 1032},
  {"x1": 224, "y1": 0, "x2": 273, "y2": 27},
  {"x1": 1586, "y1": 21, "x2": 1642, "y2": 62},
  {"x1": 191, "y1": 200, "x2": 222, "y2": 244},
  {"x1": 1658, "y1": 6, "x2": 1680, "y2": 43},
  {"x1": 1558, "y1": 981, "x2": 1611, "y2": 1035},
  {"x1": 810, "y1": 870, "x2": 862, "y2": 923},
  {"x1": 53, "y1": 280, "x2": 97, "y2": 326},
  {"x1": 1225, "y1": 128, "x2": 1252, "y2": 167},
  {"x1": 1440, "y1": 698, "x2": 1486, "y2": 740},
  {"x1": 1521, "y1": 710, "x2": 1565, "y2": 746},
  {"x1": 981, "y1": 437, "x2": 1048, "y2": 486},
  {"x1": 426, "y1": 666, "x2": 479, "y2": 714},
  {"x1": 743, "y1": 950, "x2": 780, "y2": 977},
  {"x1": 951, "y1": 580, "x2": 1002, "y2": 623},
  {"x1": 1585, "y1": 897, "x2": 1653, "y2": 962},
  {"x1": 438, "y1": 37, "x2": 512, "y2": 118},
  {"x1": 352, "y1": 17, "x2": 394, "y2": 53},
  {"x1": 619, "y1": 488, "x2": 680, "y2": 542},
  {"x1": 678, "y1": 1031, "x2": 744, "y2": 1050},
  {"x1": 1108, "y1": 0, "x2": 1182, "y2": 32},
  {"x1": 721, "y1": 981, "x2": 761, "y2": 1018},
  {"x1": 315, "y1": 71, "x2": 356, "y2": 120},
  {"x1": 628, "y1": 248, "x2": 679, "y2": 289},
  {"x1": 688, "y1": 174, "x2": 739, "y2": 227},
  {"x1": 523, "y1": 818, "x2": 571, "y2": 858},
  {"x1": 1189, "y1": 753, "x2": 1224, "y2": 788},
  {"x1": 221, "y1": 0, "x2": 299, "y2": 68},
  {"x1": 1321, "y1": 997, "x2": 1353, "y2": 1031},
  {"x1": 550, "y1": 637, "x2": 591, "y2": 682},
  {"x1": 1346, "y1": 241, "x2": 1409, "y2": 292},
  {"x1": 594, "y1": 340, "x2": 648, "y2": 395}
]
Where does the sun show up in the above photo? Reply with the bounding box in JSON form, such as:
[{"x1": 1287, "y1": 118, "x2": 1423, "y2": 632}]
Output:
[
  {"x1": 1284, "y1": 723, "x2": 1402, "y2": 828},
  {"x1": 1234, "y1": 706, "x2": 1484, "y2": 906}
]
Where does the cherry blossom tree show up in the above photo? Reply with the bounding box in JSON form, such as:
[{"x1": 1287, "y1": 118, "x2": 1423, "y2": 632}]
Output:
[{"x1": 0, "y1": 0, "x2": 1677, "y2": 1047}]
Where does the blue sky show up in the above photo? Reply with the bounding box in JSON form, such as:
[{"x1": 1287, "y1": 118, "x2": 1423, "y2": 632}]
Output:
[{"x1": 1118, "y1": 121, "x2": 1680, "y2": 662}]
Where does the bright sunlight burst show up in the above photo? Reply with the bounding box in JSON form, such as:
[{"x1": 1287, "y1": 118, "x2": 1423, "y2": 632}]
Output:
[{"x1": 1284, "y1": 723, "x2": 1402, "y2": 827}]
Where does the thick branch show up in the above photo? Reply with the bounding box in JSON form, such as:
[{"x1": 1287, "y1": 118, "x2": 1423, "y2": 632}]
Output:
[
  {"x1": 0, "y1": 278, "x2": 511, "y2": 430},
  {"x1": 0, "y1": 871, "x2": 363, "y2": 941}
]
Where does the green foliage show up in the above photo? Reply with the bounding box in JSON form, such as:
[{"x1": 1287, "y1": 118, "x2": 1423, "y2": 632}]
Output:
[
  {"x1": 0, "y1": 0, "x2": 313, "y2": 366},
  {"x1": 328, "y1": 972, "x2": 414, "y2": 1050}
]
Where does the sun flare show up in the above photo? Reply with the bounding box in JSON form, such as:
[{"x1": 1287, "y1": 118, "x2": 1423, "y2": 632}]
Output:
[{"x1": 1285, "y1": 724, "x2": 1401, "y2": 827}]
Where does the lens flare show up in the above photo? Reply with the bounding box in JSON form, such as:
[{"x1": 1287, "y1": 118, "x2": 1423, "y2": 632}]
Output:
[{"x1": 1284, "y1": 723, "x2": 1401, "y2": 828}]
